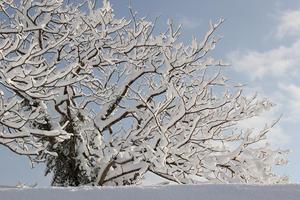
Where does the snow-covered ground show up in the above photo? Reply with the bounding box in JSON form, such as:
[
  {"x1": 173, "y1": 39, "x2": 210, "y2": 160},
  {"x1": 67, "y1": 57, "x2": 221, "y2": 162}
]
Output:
[{"x1": 0, "y1": 184, "x2": 300, "y2": 200}]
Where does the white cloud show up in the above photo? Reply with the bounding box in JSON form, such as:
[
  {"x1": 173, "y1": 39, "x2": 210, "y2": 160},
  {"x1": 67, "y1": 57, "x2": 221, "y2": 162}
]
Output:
[
  {"x1": 278, "y1": 83, "x2": 300, "y2": 122},
  {"x1": 279, "y1": 83, "x2": 300, "y2": 103},
  {"x1": 229, "y1": 8, "x2": 300, "y2": 80},
  {"x1": 276, "y1": 9, "x2": 300, "y2": 38},
  {"x1": 228, "y1": 40, "x2": 300, "y2": 80},
  {"x1": 227, "y1": 7, "x2": 300, "y2": 125},
  {"x1": 178, "y1": 16, "x2": 201, "y2": 29}
]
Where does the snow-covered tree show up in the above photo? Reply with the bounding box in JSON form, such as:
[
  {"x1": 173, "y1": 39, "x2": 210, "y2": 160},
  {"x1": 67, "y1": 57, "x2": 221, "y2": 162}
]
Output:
[{"x1": 0, "y1": 0, "x2": 288, "y2": 186}]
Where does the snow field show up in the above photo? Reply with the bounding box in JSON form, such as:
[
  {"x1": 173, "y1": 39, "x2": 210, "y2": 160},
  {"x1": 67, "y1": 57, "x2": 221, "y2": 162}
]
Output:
[{"x1": 1, "y1": 184, "x2": 300, "y2": 200}]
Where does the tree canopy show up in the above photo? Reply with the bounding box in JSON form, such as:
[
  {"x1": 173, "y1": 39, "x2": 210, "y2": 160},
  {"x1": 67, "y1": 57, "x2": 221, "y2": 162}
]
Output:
[{"x1": 0, "y1": 0, "x2": 288, "y2": 186}]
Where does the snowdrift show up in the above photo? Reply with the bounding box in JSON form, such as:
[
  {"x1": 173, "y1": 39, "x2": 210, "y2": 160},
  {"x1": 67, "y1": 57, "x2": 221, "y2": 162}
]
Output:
[{"x1": 1, "y1": 184, "x2": 300, "y2": 200}]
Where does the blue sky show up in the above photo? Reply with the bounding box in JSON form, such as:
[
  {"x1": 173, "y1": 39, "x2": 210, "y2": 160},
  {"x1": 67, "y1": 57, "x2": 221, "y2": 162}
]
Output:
[{"x1": 1, "y1": 0, "x2": 300, "y2": 186}]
